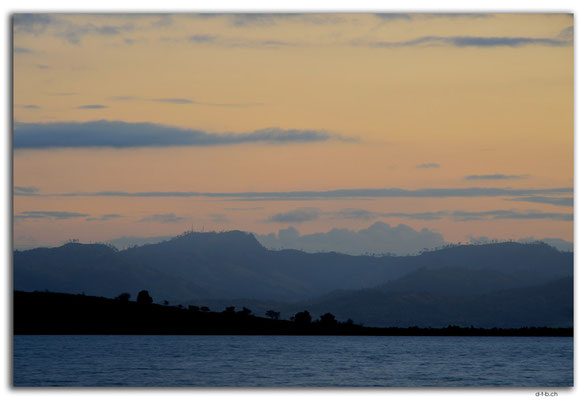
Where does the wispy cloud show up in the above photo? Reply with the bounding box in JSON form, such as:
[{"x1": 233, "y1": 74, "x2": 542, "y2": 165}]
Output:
[
  {"x1": 451, "y1": 210, "x2": 573, "y2": 221},
  {"x1": 34, "y1": 186, "x2": 573, "y2": 201},
  {"x1": 266, "y1": 207, "x2": 320, "y2": 223},
  {"x1": 374, "y1": 13, "x2": 412, "y2": 21},
  {"x1": 14, "y1": 13, "x2": 138, "y2": 44},
  {"x1": 269, "y1": 207, "x2": 573, "y2": 222},
  {"x1": 152, "y1": 98, "x2": 196, "y2": 104},
  {"x1": 14, "y1": 186, "x2": 40, "y2": 195},
  {"x1": 416, "y1": 163, "x2": 440, "y2": 169},
  {"x1": 465, "y1": 174, "x2": 528, "y2": 180},
  {"x1": 111, "y1": 95, "x2": 261, "y2": 108},
  {"x1": 354, "y1": 27, "x2": 572, "y2": 49},
  {"x1": 86, "y1": 213, "x2": 124, "y2": 221},
  {"x1": 225, "y1": 13, "x2": 343, "y2": 27},
  {"x1": 13, "y1": 14, "x2": 55, "y2": 35},
  {"x1": 14, "y1": 211, "x2": 90, "y2": 220},
  {"x1": 77, "y1": 104, "x2": 109, "y2": 109},
  {"x1": 507, "y1": 196, "x2": 573, "y2": 207},
  {"x1": 189, "y1": 34, "x2": 217, "y2": 43},
  {"x1": 14, "y1": 120, "x2": 353, "y2": 149},
  {"x1": 419, "y1": 13, "x2": 493, "y2": 19},
  {"x1": 186, "y1": 34, "x2": 297, "y2": 48},
  {"x1": 13, "y1": 47, "x2": 35, "y2": 54},
  {"x1": 138, "y1": 213, "x2": 186, "y2": 223},
  {"x1": 46, "y1": 91, "x2": 78, "y2": 96},
  {"x1": 374, "y1": 13, "x2": 492, "y2": 21},
  {"x1": 58, "y1": 22, "x2": 136, "y2": 45}
]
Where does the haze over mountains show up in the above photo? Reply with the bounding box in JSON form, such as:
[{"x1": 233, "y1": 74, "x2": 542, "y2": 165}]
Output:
[
  {"x1": 14, "y1": 230, "x2": 573, "y2": 328},
  {"x1": 100, "y1": 221, "x2": 573, "y2": 255}
]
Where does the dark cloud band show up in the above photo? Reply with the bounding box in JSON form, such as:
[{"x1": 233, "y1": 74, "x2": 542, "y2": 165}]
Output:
[
  {"x1": 21, "y1": 186, "x2": 572, "y2": 200},
  {"x1": 265, "y1": 207, "x2": 573, "y2": 223},
  {"x1": 14, "y1": 120, "x2": 352, "y2": 149}
]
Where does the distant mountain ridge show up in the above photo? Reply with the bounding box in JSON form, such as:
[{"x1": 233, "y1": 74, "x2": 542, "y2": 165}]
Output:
[
  {"x1": 283, "y1": 271, "x2": 572, "y2": 328},
  {"x1": 14, "y1": 230, "x2": 573, "y2": 328}
]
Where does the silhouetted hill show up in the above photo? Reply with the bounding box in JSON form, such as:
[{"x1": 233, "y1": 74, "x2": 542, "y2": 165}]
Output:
[
  {"x1": 14, "y1": 290, "x2": 572, "y2": 336},
  {"x1": 287, "y1": 276, "x2": 572, "y2": 328},
  {"x1": 14, "y1": 231, "x2": 572, "y2": 310},
  {"x1": 381, "y1": 266, "x2": 527, "y2": 296},
  {"x1": 13, "y1": 242, "x2": 214, "y2": 301}
]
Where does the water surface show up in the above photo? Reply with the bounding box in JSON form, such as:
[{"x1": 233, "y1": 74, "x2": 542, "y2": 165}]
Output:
[{"x1": 13, "y1": 335, "x2": 573, "y2": 387}]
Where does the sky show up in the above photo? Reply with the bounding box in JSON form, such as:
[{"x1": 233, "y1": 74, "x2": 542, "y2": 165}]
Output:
[{"x1": 12, "y1": 12, "x2": 574, "y2": 250}]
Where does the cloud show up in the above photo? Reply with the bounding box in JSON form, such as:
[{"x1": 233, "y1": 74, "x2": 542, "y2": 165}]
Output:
[
  {"x1": 374, "y1": 14, "x2": 412, "y2": 20},
  {"x1": 189, "y1": 34, "x2": 217, "y2": 43},
  {"x1": 14, "y1": 47, "x2": 35, "y2": 54},
  {"x1": 186, "y1": 34, "x2": 297, "y2": 48},
  {"x1": 46, "y1": 91, "x2": 78, "y2": 96},
  {"x1": 337, "y1": 209, "x2": 450, "y2": 221},
  {"x1": 507, "y1": 196, "x2": 573, "y2": 207},
  {"x1": 138, "y1": 213, "x2": 185, "y2": 223},
  {"x1": 77, "y1": 105, "x2": 109, "y2": 109},
  {"x1": 374, "y1": 13, "x2": 492, "y2": 21},
  {"x1": 355, "y1": 30, "x2": 572, "y2": 48},
  {"x1": 14, "y1": 211, "x2": 90, "y2": 220},
  {"x1": 265, "y1": 206, "x2": 572, "y2": 224},
  {"x1": 111, "y1": 95, "x2": 260, "y2": 108},
  {"x1": 229, "y1": 13, "x2": 342, "y2": 27},
  {"x1": 14, "y1": 120, "x2": 352, "y2": 149},
  {"x1": 451, "y1": 209, "x2": 572, "y2": 222},
  {"x1": 266, "y1": 207, "x2": 321, "y2": 223},
  {"x1": 416, "y1": 163, "x2": 440, "y2": 169},
  {"x1": 465, "y1": 174, "x2": 527, "y2": 180},
  {"x1": 57, "y1": 21, "x2": 136, "y2": 45},
  {"x1": 14, "y1": 186, "x2": 40, "y2": 195},
  {"x1": 152, "y1": 98, "x2": 196, "y2": 104},
  {"x1": 558, "y1": 26, "x2": 573, "y2": 40},
  {"x1": 13, "y1": 14, "x2": 55, "y2": 34},
  {"x1": 14, "y1": 14, "x2": 138, "y2": 44},
  {"x1": 420, "y1": 13, "x2": 493, "y2": 19},
  {"x1": 44, "y1": 186, "x2": 573, "y2": 201},
  {"x1": 255, "y1": 221, "x2": 446, "y2": 256},
  {"x1": 86, "y1": 213, "x2": 124, "y2": 221}
]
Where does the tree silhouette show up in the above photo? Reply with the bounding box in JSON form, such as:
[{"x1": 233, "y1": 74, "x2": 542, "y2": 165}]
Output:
[
  {"x1": 239, "y1": 307, "x2": 252, "y2": 316},
  {"x1": 294, "y1": 310, "x2": 312, "y2": 325},
  {"x1": 319, "y1": 312, "x2": 337, "y2": 326},
  {"x1": 115, "y1": 292, "x2": 130, "y2": 302},
  {"x1": 136, "y1": 290, "x2": 153, "y2": 304},
  {"x1": 265, "y1": 310, "x2": 280, "y2": 320}
]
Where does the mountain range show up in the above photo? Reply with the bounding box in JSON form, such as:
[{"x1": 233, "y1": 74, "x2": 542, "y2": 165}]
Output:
[{"x1": 13, "y1": 230, "x2": 573, "y2": 328}]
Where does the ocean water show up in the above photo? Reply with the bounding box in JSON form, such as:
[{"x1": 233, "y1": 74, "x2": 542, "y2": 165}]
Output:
[{"x1": 13, "y1": 335, "x2": 573, "y2": 387}]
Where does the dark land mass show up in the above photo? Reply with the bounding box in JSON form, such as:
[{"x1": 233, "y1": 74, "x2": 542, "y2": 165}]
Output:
[
  {"x1": 14, "y1": 231, "x2": 573, "y2": 328},
  {"x1": 14, "y1": 291, "x2": 572, "y2": 337},
  {"x1": 287, "y1": 274, "x2": 573, "y2": 328},
  {"x1": 14, "y1": 231, "x2": 572, "y2": 304}
]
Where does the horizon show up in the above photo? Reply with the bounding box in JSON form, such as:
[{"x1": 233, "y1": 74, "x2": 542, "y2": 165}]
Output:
[{"x1": 12, "y1": 222, "x2": 574, "y2": 255}]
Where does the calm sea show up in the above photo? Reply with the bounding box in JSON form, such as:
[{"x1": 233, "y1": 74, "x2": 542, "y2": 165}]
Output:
[{"x1": 13, "y1": 335, "x2": 572, "y2": 387}]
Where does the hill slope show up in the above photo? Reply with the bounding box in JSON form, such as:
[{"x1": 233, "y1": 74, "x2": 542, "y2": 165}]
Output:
[{"x1": 14, "y1": 231, "x2": 572, "y2": 306}]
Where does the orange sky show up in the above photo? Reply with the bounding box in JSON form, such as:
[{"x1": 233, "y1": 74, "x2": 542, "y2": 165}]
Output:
[{"x1": 13, "y1": 13, "x2": 573, "y2": 248}]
